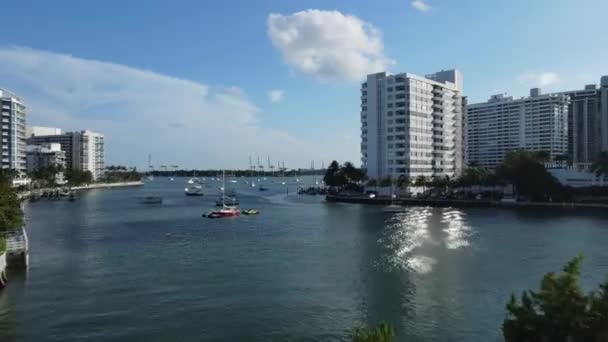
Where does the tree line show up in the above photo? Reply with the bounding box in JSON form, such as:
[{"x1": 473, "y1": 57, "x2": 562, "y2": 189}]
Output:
[{"x1": 323, "y1": 150, "x2": 608, "y2": 201}]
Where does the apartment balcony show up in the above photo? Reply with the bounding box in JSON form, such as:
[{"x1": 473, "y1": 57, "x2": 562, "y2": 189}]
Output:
[{"x1": 432, "y1": 103, "x2": 443, "y2": 109}]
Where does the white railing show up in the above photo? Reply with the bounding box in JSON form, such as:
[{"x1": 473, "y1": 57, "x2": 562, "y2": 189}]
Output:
[{"x1": 4, "y1": 229, "x2": 28, "y2": 253}]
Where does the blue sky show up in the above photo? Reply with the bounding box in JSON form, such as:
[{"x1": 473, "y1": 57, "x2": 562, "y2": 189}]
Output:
[{"x1": 1, "y1": 0, "x2": 606, "y2": 169}]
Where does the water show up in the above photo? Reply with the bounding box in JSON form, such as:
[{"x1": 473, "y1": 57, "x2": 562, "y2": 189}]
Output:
[{"x1": 2, "y1": 177, "x2": 608, "y2": 341}]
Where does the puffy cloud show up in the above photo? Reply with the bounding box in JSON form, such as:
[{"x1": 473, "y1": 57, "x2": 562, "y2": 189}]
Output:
[
  {"x1": 267, "y1": 9, "x2": 394, "y2": 82},
  {"x1": 268, "y1": 89, "x2": 284, "y2": 103},
  {"x1": 411, "y1": 0, "x2": 431, "y2": 12},
  {"x1": 518, "y1": 71, "x2": 561, "y2": 87},
  {"x1": 0, "y1": 46, "x2": 340, "y2": 168}
]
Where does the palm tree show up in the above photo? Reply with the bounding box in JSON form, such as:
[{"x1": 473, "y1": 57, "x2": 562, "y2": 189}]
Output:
[
  {"x1": 591, "y1": 152, "x2": 608, "y2": 178},
  {"x1": 415, "y1": 175, "x2": 427, "y2": 191}
]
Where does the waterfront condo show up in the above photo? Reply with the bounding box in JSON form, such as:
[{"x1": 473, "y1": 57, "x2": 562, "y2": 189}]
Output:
[
  {"x1": 466, "y1": 89, "x2": 569, "y2": 168},
  {"x1": 27, "y1": 129, "x2": 105, "y2": 180},
  {"x1": 361, "y1": 70, "x2": 465, "y2": 181},
  {"x1": 0, "y1": 88, "x2": 27, "y2": 172}
]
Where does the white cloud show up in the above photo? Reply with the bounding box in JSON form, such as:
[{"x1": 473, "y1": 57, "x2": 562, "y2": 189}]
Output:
[
  {"x1": 0, "y1": 46, "x2": 344, "y2": 168},
  {"x1": 518, "y1": 71, "x2": 561, "y2": 87},
  {"x1": 267, "y1": 9, "x2": 394, "y2": 82},
  {"x1": 411, "y1": 0, "x2": 431, "y2": 12},
  {"x1": 268, "y1": 89, "x2": 284, "y2": 103}
]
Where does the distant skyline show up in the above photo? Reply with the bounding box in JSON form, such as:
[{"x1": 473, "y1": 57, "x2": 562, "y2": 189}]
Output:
[{"x1": 1, "y1": 0, "x2": 606, "y2": 169}]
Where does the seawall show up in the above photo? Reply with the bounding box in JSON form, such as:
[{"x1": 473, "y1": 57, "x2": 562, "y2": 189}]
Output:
[
  {"x1": 70, "y1": 181, "x2": 144, "y2": 191},
  {"x1": 325, "y1": 194, "x2": 608, "y2": 210}
]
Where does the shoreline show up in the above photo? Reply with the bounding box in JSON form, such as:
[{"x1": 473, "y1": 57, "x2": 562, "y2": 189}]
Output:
[
  {"x1": 70, "y1": 181, "x2": 144, "y2": 192},
  {"x1": 325, "y1": 194, "x2": 608, "y2": 209}
]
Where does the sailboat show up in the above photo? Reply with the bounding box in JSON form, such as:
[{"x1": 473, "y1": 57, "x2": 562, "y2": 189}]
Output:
[
  {"x1": 147, "y1": 154, "x2": 154, "y2": 181},
  {"x1": 203, "y1": 170, "x2": 240, "y2": 218}
]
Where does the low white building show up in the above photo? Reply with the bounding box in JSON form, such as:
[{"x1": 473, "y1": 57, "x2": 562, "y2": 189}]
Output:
[{"x1": 548, "y1": 164, "x2": 607, "y2": 187}]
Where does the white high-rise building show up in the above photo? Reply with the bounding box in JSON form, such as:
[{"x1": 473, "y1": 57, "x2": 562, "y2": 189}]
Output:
[
  {"x1": 27, "y1": 130, "x2": 105, "y2": 180},
  {"x1": 26, "y1": 126, "x2": 62, "y2": 138},
  {"x1": 466, "y1": 88, "x2": 569, "y2": 168},
  {"x1": 361, "y1": 70, "x2": 464, "y2": 181},
  {"x1": 0, "y1": 88, "x2": 27, "y2": 171}
]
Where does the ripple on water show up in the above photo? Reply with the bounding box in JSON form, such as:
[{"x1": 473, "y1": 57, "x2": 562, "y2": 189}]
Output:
[
  {"x1": 441, "y1": 209, "x2": 474, "y2": 250},
  {"x1": 381, "y1": 208, "x2": 435, "y2": 274}
]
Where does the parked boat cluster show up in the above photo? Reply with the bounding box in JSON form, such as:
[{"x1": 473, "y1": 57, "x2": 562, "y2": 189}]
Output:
[{"x1": 143, "y1": 173, "x2": 329, "y2": 219}]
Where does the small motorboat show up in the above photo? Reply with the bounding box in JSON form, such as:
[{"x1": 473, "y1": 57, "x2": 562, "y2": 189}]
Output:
[
  {"x1": 188, "y1": 177, "x2": 201, "y2": 184},
  {"x1": 242, "y1": 209, "x2": 260, "y2": 215},
  {"x1": 185, "y1": 185, "x2": 204, "y2": 196},
  {"x1": 141, "y1": 196, "x2": 163, "y2": 204}
]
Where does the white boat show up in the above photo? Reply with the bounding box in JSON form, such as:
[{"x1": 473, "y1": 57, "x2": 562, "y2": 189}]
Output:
[
  {"x1": 185, "y1": 185, "x2": 203, "y2": 196},
  {"x1": 205, "y1": 170, "x2": 240, "y2": 218},
  {"x1": 188, "y1": 177, "x2": 201, "y2": 184}
]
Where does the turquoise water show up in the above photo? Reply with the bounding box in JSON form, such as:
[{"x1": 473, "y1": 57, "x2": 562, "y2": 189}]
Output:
[{"x1": 1, "y1": 177, "x2": 608, "y2": 341}]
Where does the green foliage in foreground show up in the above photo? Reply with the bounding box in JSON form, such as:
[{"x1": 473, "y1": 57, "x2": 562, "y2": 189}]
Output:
[
  {"x1": 503, "y1": 255, "x2": 608, "y2": 341},
  {"x1": 0, "y1": 185, "x2": 23, "y2": 232},
  {"x1": 0, "y1": 236, "x2": 6, "y2": 254},
  {"x1": 352, "y1": 322, "x2": 395, "y2": 342}
]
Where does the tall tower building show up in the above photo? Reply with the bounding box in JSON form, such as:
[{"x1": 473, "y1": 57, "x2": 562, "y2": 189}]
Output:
[
  {"x1": 0, "y1": 88, "x2": 27, "y2": 172},
  {"x1": 361, "y1": 69, "x2": 464, "y2": 181}
]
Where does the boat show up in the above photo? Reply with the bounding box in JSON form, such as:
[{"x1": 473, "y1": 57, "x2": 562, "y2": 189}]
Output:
[
  {"x1": 204, "y1": 170, "x2": 240, "y2": 218},
  {"x1": 203, "y1": 205, "x2": 240, "y2": 218},
  {"x1": 216, "y1": 195, "x2": 238, "y2": 206},
  {"x1": 147, "y1": 153, "x2": 155, "y2": 181},
  {"x1": 185, "y1": 185, "x2": 204, "y2": 196},
  {"x1": 141, "y1": 196, "x2": 163, "y2": 204},
  {"x1": 187, "y1": 177, "x2": 201, "y2": 184},
  {"x1": 242, "y1": 209, "x2": 260, "y2": 215},
  {"x1": 258, "y1": 185, "x2": 268, "y2": 191}
]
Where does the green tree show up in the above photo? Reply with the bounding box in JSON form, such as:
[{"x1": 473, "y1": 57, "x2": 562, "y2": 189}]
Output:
[
  {"x1": 590, "y1": 152, "x2": 608, "y2": 178},
  {"x1": 496, "y1": 150, "x2": 561, "y2": 201},
  {"x1": 65, "y1": 169, "x2": 94, "y2": 186},
  {"x1": 323, "y1": 161, "x2": 342, "y2": 187},
  {"x1": 341, "y1": 162, "x2": 365, "y2": 184},
  {"x1": 414, "y1": 175, "x2": 427, "y2": 189},
  {"x1": 379, "y1": 176, "x2": 393, "y2": 187},
  {"x1": 396, "y1": 175, "x2": 409, "y2": 189},
  {"x1": 503, "y1": 255, "x2": 608, "y2": 341},
  {"x1": 352, "y1": 322, "x2": 395, "y2": 342},
  {"x1": 0, "y1": 184, "x2": 24, "y2": 232}
]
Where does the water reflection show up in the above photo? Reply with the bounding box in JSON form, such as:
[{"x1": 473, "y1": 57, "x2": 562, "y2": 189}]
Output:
[
  {"x1": 381, "y1": 207, "x2": 436, "y2": 274},
  {"x1": 441, "y1": 209, "x2": 473, "y2": 250}
]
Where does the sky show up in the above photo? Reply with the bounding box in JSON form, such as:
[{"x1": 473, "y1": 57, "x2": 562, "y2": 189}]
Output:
[{"x1": 0, "y1": 0, "x2": 606, "y2": 169}]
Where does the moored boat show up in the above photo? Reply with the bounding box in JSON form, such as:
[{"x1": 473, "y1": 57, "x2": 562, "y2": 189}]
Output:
[
  {"x1": 141, "y1": 196, "x2": 163, "y2": 204},
  {"x1": 185, "y1": 185, "x2": 204, "y2": 196}
]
